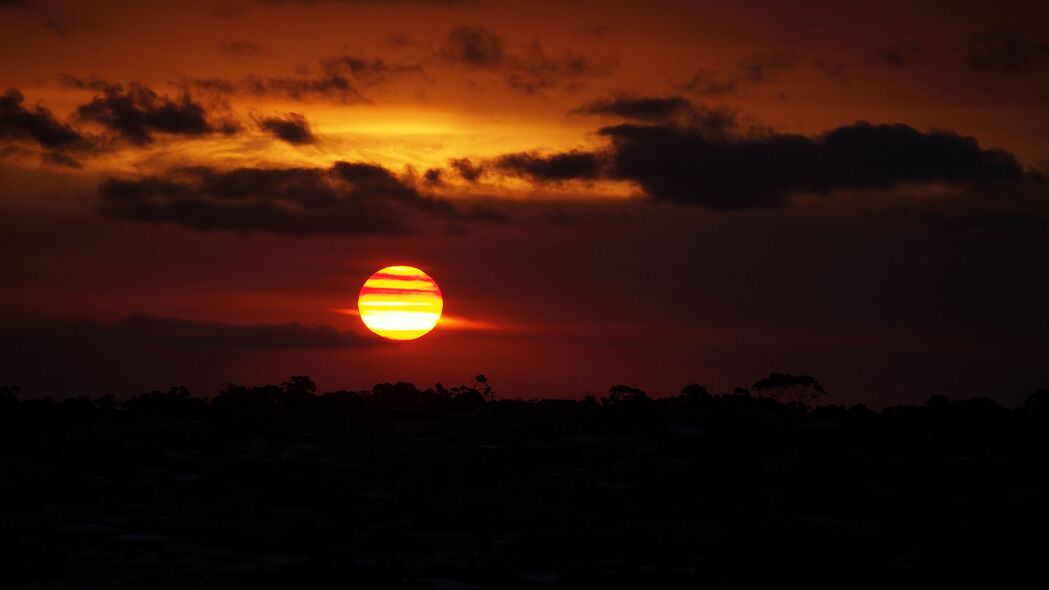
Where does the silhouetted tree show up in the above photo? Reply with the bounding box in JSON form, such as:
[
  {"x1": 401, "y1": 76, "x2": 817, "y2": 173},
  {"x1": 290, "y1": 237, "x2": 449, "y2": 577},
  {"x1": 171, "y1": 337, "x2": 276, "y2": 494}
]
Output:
[
  {"x1": 752, "y1": 373, "x2": 826, "y2": 406},
  {"x1": 1025, "y1": 388, "x2": 1049, "y2": 415},
  {"x1": 450, "y1": 384, "x2": 485, "y2": 408},
  {"x1": 603, "y1": 384, "x2": 650, "y2": 407},
  {"x1": 94, "y1": 394, "x2": 116, "y2": 414},
  {"x1": 280, "y1": 375, "x2": 318, "y2": 407},
  {"x1": 472, "y1": 374, "x2": 493, "y2": 400},
  {"x1": 432, "y1": 382, "x2": 452, "y2": 401},
  {"x1": 680, "y1": 383, "x2": 712, "y2": 407},
  {"x1": 370, "y1": 381, "x2": 424, "y2": 406},
  {"x1": 926, "y1": 394, "x2": 950, "y2": 409},
  {"x1": 124, "y1": 386, "x2": 207, "y2": 419}
]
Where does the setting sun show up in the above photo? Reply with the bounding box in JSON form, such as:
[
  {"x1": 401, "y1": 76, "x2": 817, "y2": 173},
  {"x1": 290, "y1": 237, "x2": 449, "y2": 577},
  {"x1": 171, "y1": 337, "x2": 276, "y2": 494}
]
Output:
[{"x1": 358, "y1": 266, "x2": 443, "y2": 340}]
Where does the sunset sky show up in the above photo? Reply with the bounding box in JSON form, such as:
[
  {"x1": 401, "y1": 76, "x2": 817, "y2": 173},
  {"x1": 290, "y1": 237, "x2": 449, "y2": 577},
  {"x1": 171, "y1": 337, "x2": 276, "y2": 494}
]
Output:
[{"x1": 2, "y1": 0, "x2": 1047, "y2": 405}]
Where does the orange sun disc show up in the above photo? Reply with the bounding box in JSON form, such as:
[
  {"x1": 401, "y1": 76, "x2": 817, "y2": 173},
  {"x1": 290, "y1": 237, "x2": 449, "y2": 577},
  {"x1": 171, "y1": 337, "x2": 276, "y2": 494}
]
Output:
[{"x1": 358, "y1": 265, "x2": 443, "y2": 340}]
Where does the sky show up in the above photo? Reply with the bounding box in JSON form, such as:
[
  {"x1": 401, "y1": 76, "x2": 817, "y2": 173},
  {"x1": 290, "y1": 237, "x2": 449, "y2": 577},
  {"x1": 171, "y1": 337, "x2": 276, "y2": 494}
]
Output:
[{"x1": 1, "y1": 0, "x2": 1048, "y2": 406}]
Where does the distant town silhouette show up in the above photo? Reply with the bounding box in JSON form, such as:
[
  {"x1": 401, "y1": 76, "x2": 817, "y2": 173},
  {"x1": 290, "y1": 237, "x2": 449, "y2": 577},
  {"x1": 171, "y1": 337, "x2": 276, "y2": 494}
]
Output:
[{"x1": 2, "y1": 375, "x2": 1047, "y2": 588}]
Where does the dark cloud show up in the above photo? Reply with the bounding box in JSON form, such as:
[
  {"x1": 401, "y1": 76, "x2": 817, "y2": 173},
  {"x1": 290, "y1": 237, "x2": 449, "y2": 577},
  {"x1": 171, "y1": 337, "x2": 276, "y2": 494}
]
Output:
[
  {"x1": 123, "y1": 314, "x2": 376, "y2": 349},
  {"x1": 490, "y1": 96, "x2": 1027, "y2": 210},
  {"x1": 219, "y1": 40, "x2": 263, "y2": 58},
  {"x1": 966, "y1": 30, "x2": 1049, "y2": 73},
  {"x1": 504, "y1": 42, "x2": 616, "y2": 95},
  {"x1": 68, "y1": 80, "x2": 230, "y2": 145},
  {"x1": 256, "y1": 112, "x2": 316, "y2": 145},
  {"x1": 194, "y1": 53, "x2": 423, "y2": 103},
  {"x1": 449, "y1": 157, "x2": 485, "y2": 182},
  {"x1": 192, "y1": 78, "x2": 240, "y2": 94},
  {"x1": 422, "y1": 168, "x2": 443, "y2": 186},
  {"x1": 575, "y1": 23, "x2": 608, "y2": 39},
  {"x1": 871, "y1": 41, "x2": 921, "y2": 68},
  {"x1": 96, "y1": 161, "x2": 491, "y2": 237},
  {"x1": 682, "y1": 49, "x2": 794, "y2": 95},
  {"x1": 239, "y1": 73, "x2": 368, "y2": 102},
  {"x1": 814, "y1": 58, "x2": 850, "y2": 84},
  {"x1": 0, "y1": 88, "x2": 88, "y2": 152},
  {"x1": 572, "y1": 96, "x2": 693, "y2": 122},
  {"x1": 38, "y1": 4, "x2": 78, "y2": 36},
  {"x1": 444, "y1": 24, "x2": 615, "y2": 94},
  {"x1": 0, "y1": 313, "x2": 378, "y2": 395},
  {"x1": 680, "y1": 69, "x2": 739, "y2": 95},
  {"x1": 0, "y1": 0, "x2": 80, "y2": 36},
  {"x1": 322, "y1": 54, "x2": 425, "y2": 87},
  {"x1": 445, "y1": 24, "x2": 505, "y2": 68},
  {"x1": 738, "y1": 50, "x2": 795, "y2": 83},
  {"x1": 495, "y1": 150, "x2": 604, "y2": 183},
  {"x1": 599, "y1": 121, "x2": 1022, "y2": 208},
  {"x1": 41, "y1": 151, "x2": 82, "y2": 168},
  {"x1": 574, "y1": 96, "x2": 740, "y2": 136}
]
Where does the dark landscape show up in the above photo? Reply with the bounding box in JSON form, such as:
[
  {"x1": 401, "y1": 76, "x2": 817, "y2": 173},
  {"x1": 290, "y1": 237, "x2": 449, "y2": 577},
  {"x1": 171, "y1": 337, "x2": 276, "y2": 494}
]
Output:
[{"x1": 3, "y1": 377, "x2": 1047, "y2": 589}]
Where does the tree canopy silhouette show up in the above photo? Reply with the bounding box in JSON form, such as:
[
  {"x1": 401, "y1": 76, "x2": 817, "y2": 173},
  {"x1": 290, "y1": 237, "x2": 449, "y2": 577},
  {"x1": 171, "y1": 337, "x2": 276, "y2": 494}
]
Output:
[{"x1": 752, "y1": 373, "x2": 826, "y2": 406}]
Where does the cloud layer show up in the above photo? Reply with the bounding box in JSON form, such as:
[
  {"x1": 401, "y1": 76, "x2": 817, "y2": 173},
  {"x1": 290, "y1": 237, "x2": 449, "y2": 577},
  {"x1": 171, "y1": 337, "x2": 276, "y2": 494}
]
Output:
[
  {"x1": 97, "y1": 161, "x2": 498, "y2": 236},
  {"x1": 66, "y1": 79, "x2": 236, "y2": 145}
]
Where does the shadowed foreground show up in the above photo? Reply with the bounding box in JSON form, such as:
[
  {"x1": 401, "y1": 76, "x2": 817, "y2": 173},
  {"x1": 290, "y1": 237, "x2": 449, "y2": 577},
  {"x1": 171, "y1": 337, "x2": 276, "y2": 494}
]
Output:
[{"x1": 2, "y1": 378, "x2": 1048, "y2": 589}]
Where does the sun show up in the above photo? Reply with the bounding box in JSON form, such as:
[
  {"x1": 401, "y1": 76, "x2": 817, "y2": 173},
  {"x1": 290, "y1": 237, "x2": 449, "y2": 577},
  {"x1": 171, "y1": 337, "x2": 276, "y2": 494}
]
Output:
[{"x1": 358, "y1": 266, "x2": 444, "y2": 340}]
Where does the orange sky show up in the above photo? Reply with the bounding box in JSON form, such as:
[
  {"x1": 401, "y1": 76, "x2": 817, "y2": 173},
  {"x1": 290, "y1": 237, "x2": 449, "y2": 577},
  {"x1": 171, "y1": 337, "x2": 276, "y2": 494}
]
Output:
[{"x1": 2, "y1": 0, "x2": 1048, "y2": 405}]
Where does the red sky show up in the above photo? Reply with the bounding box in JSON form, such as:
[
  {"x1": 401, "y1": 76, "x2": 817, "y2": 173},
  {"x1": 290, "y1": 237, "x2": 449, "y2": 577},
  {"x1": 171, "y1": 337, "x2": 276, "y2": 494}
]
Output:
[{"x1": 2, "y1": 0, "x2": 1048, "y2": 405}]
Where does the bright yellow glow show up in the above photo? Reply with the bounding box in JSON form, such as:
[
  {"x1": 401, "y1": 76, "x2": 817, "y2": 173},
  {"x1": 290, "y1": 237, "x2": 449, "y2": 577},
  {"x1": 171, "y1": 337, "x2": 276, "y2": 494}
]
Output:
[{"x1": 358, "y1": 265, "x2": 443, "y2": 340}]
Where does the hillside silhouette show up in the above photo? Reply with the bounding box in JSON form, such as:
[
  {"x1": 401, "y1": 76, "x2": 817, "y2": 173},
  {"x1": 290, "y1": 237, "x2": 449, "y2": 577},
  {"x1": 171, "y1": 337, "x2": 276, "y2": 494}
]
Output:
[{"x1": 1, "y1": 377, "x2": 1048, "y2": 589}]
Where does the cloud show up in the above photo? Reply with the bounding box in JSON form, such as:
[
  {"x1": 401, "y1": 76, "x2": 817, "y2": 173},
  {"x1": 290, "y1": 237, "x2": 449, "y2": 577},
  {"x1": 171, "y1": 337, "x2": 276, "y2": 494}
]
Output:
[
  {"x1": 468, "y1": 95, "x2": 1049, "y2": 233},
  {"x1": 41, "y1": 150, "x2": 83, "y2": 168},
  {"x1": 256, "y1": 112, "x2": 316, "y2": 145},
  {"x1": 322, "y1": 54, "x2": 426, "y2": 87},
  {"x1": 122, "y1": 314, "x2": 377, "y2": 349},
  {"x1": 737, "y1": 50, "x2": 796, "y2": 83},
  {"x1": 422, "y1": 168, "x2": 443, "y2": 185},
  {"x1": 239, "y1": 73, "x2": 369, "y2": 102},
  {"x1": 444, "y1": 24, "x2": 616, "y2": 94},
  {"x1": 495, "y1": 150, "x2": 605, "y2": 183},
  {"x1": 0, "y1": 312, "x2": 377, "y2": 394},
  {"x1": 574, "y1": 96, "x2": 740, "y2": 136},
  {"x1": 571, "y1": 96, "x2": 694, "y2": 122},
  {"x1": 0, "y1": 313, "x2": 379, "y2": 395},
  {"x1": 219, "y1": 40, "x2": 263, "y2": 59},
  {"x1": 682, "y1": 49, "x2": 794, "y2": 95},
  {"x1": 599, "y1": 120, "x2": 1022, "y2": 208},
  {"x1": 814, "y1": 58, "x2": 850, "y2": 84},
  {"x1": 966, "y1": 30, "x2": 1049, "y2": 73},
  {"x1": 96, "y1": 161, "x2": 496, "y2": 237},
  {"x1": 67, "y1": 79, "x2": 234, "y2": 145},
  {"x1": 680, "y1": 70, "x2": 739, "y2": 95},
  {"x1": 486, "y1": 97, "x2": 1027, "y2": 212},
  {"x1": 0, "y1": 88, "x2": 89, "y2": 152},
  {"x1": 0, "y1": 0, "x2": 81, "y2": 37},
  {"x1": 449, "y1": 157, "x2": 485, "y2": 182},
  {"x1": 504, "y1": 42, "x2": 617, "y2": 95},
  {"x1": 194, "y1": 53, "x2": 424, "y2": 103},
  {"x1": 870, "y1": 41, "x2": 921, "y2": 68},
  {"x1": 445, "y1": 24, "x2": 505, "y2": 68}
]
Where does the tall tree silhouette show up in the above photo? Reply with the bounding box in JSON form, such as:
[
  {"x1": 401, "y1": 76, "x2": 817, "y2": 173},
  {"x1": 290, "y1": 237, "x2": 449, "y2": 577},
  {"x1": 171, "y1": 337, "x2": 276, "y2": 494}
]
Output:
[{"x1": 752, "y1": 373, "x2": 826, "y2": 406}]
